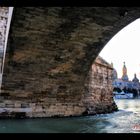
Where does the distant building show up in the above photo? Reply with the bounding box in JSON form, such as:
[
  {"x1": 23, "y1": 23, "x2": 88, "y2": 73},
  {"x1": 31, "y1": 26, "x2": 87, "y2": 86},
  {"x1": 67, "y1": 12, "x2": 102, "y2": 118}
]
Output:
[
  {"x1": 112, "y1": 62, "x2": 140, "y2": 97},
  {"x1": 91, "y1": 57, "x2": 140, "y2": 98},
  {"x1": 121, "y1": 62, "x2": 129, "y2": 81}
]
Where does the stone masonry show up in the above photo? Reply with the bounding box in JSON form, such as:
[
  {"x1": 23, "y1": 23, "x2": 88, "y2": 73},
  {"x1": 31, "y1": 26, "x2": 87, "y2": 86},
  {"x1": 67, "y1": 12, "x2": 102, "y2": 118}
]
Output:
[
  {"x1": 84, "y1": 56, "x2": 117, "y2": 115},
  {"x1": 0, "y1": 7, "x2": 9, "y2": 73},
  {"x1": 1, "y1": 7, "x2": 140, "y2": 118},
  {"x1": 0, "y1": 56, "x2": 117, "y2": 118}
]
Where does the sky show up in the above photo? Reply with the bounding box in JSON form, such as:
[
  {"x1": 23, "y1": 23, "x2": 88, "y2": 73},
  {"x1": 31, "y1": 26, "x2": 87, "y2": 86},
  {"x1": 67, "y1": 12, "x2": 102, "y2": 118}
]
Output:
[{"x1": 99, "y1": 18, "x2": 140, "y2": 81}]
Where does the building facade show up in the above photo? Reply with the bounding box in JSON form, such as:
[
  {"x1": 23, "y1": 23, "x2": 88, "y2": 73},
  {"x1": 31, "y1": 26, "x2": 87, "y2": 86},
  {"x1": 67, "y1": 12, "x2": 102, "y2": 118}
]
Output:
[{"x1": 113, "y1": 62, "x2": 140, "y2": 97}]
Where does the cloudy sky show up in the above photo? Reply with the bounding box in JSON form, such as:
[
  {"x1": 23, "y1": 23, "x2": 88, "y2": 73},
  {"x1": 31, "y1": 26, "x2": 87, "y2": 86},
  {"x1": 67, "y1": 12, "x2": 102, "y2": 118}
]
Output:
[{"x1": 99, "y1": 18, "x2": 140, "y2": 81}]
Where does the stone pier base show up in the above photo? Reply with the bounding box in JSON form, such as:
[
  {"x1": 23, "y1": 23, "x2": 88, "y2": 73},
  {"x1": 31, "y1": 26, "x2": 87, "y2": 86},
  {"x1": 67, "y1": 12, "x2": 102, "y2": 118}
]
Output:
[{"x1": 0, "y1": 99, "x2": 117, "y2": 118}]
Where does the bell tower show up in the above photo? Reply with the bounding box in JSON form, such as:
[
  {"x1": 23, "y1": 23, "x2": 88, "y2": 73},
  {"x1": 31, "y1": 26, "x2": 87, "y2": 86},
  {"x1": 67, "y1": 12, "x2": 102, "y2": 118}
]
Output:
[{"x1": 121, "y1": 62, "x2": 129, "y2": 81}]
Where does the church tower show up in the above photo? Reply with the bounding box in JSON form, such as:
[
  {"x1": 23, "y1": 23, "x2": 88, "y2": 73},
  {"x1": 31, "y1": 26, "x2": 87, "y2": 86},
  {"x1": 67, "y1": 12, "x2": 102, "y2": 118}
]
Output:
[
  {"x1": 132, "y1": 73, "x2": 139, "y2": 83},
  {"x1": 121, "y1": 62, "x2": 129, "y2": 81}
]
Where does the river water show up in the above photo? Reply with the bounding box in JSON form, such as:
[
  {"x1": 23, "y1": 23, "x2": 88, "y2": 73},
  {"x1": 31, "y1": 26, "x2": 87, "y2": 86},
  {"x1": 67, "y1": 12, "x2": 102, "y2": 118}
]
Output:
[{"x1": 0, "y1": 99, "x2": 140, "y2": 133}]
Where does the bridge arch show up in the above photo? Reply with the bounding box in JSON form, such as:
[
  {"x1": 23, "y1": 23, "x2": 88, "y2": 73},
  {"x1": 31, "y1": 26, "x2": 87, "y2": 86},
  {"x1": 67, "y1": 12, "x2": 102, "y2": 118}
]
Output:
[{"x1": 0, "y1": 7, "x2": 140, "y2": 117}]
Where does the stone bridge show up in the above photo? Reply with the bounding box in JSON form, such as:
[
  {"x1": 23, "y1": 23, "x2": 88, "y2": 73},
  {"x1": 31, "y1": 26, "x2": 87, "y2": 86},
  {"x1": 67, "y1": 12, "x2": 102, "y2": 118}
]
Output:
[{"x1": 0, "y1": 7, "x2": 140, "y2": 118}]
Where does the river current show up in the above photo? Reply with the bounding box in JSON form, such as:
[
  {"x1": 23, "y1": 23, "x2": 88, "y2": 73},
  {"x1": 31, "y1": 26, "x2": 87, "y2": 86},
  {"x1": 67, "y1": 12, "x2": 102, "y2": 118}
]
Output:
[{"x1": 0, "y1": 99, "x2": 140, "y2": 133}]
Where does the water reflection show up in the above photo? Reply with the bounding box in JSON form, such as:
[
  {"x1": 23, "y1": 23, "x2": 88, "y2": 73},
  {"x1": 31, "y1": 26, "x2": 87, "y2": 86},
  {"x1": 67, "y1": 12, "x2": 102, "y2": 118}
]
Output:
[{"x1": 115, "y1": 99, "x2": 140, "y2": 113}]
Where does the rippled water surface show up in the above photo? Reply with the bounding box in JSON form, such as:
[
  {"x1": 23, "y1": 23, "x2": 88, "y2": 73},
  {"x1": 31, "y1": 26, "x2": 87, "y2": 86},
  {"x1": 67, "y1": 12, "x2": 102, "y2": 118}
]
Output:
[{"x1": 0, "y1": 99, "x2": 140, "y2": 133}]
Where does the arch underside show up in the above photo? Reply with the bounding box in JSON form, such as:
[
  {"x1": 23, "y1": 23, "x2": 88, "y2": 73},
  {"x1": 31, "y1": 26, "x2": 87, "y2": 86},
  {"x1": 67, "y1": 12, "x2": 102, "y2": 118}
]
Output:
[{"x1": 0, "y1": 7, "x2": 140, "y2": 118}]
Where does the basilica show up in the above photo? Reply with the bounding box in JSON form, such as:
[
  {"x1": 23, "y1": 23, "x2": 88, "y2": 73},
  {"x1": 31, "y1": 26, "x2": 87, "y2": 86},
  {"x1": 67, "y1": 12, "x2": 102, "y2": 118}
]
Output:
[{"x1": 112, "y1": 62, "x2": 140, "y2": 97}]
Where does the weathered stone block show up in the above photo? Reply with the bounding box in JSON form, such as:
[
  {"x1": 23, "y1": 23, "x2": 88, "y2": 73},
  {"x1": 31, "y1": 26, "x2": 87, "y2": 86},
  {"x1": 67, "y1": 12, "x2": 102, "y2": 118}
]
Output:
[
  {"x1": 5, "y1": 103, "x2": 15, "y2": 108},
  {"x1": 15, "y1": 103, "x2": 21, "y2": 108},
  {"x1": 21, "y1": 103, "x2": 29, "y2": 108},
  {"x1": 0, "y1": 103, "x2": 5, "y2": 108}
]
